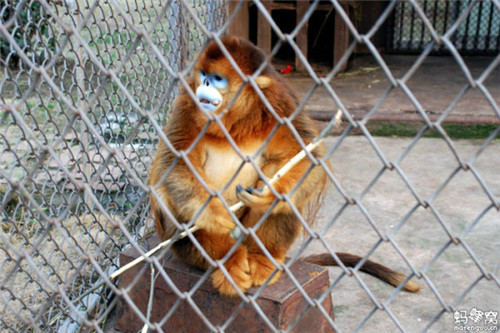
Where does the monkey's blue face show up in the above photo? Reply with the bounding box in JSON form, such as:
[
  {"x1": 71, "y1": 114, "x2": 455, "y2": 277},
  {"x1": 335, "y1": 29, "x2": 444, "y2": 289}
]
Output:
[{"x1": 196, "y1": 70, "x2": 228, "y2": 112}]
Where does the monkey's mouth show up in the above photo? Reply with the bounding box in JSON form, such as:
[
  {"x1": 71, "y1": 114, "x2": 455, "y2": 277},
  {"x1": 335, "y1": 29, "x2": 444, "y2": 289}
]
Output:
[
  {"x1": 199, "y1": 98, "x2": 220, "y2": 107},
  {"x1": 196, "y1": 86, "x2": 223, "y2": 112}
]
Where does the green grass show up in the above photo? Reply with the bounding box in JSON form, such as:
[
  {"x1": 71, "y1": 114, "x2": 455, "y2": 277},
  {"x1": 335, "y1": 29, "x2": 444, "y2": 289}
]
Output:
[{"x1": 366, "y1": 122, "x2": 499, "y2": 139}]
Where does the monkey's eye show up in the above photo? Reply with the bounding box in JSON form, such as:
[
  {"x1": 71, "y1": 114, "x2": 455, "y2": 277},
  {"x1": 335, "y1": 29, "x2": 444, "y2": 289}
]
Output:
[
  {"x1": 200, "y1": 70, "x2": 206, "y2": 81},
  {"x1": 210, "y1": 74, "x2": 228, "y2": 90}
]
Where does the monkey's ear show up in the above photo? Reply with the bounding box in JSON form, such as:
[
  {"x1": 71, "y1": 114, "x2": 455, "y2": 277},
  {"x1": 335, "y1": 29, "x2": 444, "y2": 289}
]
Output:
[{"x1": 255, "y1": 75, "x2": 272, "y2": 89}]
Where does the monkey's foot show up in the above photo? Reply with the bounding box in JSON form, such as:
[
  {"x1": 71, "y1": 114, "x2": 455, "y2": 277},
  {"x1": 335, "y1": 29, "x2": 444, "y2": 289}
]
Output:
[
  {"x1": 248, "y1": 253, "x2": 282, "y2": 287},
  {"x1": 211, "y1": 248, "x2": 251, "y2": 296},
  {"x1": 235, "y1": 185, "x2": 275, "y2": 212}
]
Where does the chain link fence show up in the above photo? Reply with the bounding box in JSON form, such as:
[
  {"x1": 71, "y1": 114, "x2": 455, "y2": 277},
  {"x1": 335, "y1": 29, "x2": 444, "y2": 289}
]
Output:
[{"x1": 0, "y1": 0, "x2": 499, "y2": 332}]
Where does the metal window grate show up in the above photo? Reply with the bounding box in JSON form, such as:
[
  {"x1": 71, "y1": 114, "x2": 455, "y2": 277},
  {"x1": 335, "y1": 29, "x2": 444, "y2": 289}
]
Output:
[{"x1": 391, "y1": 0, "x2": 500, "y2": 54}]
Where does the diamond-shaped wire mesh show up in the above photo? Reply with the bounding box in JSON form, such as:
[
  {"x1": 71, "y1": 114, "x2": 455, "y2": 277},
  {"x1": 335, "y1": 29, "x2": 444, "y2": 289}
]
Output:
[{"x1": 0, "y1": 0, "x2": 499, "y2": 332}]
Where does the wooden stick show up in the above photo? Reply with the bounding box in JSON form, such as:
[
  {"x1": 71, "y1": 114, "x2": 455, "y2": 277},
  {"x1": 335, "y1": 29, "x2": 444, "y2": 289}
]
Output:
[
  {"x1": 110, "y1": 227, "x2": 198, "y2": 279},
  {"x1": 111, "y1": 110, "x2": 342, "y2": 280},
  {"x1": 111, "y1": 137, "x2": 314, "y2": 280},
  {"x1": 228, "y1": 138, "x2": 325, "y2": 238}
]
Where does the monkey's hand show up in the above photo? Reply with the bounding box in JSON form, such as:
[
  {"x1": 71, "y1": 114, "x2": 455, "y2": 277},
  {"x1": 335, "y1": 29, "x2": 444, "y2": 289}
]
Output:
[
  {"x1": 195, "y1": 200, "x2": 236, "y2": 235},
  {"x1": 235, "y1": 185, "x2": 277, "y2": 212}
]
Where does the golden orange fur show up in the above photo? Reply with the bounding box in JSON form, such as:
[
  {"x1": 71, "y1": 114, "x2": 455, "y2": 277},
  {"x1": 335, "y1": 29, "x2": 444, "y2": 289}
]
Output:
[{"x1": 150, "y1": 36, "x2": 420, "y2": 296}]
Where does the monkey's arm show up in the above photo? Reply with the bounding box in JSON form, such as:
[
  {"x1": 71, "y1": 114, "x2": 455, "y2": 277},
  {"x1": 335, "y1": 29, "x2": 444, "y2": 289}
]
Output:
[{"x1": 236, "y1": 127, "x2": 326, "y2": 215}]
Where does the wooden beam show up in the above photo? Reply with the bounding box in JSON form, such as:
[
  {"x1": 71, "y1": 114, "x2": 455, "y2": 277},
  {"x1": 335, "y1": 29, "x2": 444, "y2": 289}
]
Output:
[
  {"x1": 270, "y1": 2, "x2": 295, "y2": 10},
  {"x1": 115, "y1": 235, "x2": 336, "y2": 333},
  {"x1": 295, "y1": 1, "x2": 309, "y2": 72},
  {"x1": 257, "y1": 0, "x2": 272, "y2": 54},
  {"x1": 226, "y1": 0, "x2": 249, "y2": 40},
  {"x1": 334, "y1": 3, "x2": 350, "y2": 71}
]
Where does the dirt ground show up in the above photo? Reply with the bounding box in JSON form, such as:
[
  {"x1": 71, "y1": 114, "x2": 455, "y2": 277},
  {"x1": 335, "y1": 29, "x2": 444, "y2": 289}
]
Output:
[
  {"x1": 285, "y1": 54, "x2": 500, "y2": 332},
  {"x1": 290, "y1": 54, "x2": 500, "y2": 119},
  {"x1": 291, "y1": 135, "x2": 500, "y2": 333}
]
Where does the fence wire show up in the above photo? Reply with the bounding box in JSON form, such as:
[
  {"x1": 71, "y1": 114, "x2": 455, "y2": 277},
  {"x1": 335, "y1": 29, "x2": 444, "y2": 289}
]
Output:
[{"x1": 0, "y1": 0, "x2": 499, "y2": 332}]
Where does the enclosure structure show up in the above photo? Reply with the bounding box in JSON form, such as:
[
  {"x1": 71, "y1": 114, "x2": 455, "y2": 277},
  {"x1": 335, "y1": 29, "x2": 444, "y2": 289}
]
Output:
[{"x1": 0, "y1": 0, "x2": 499, "y2": 332}]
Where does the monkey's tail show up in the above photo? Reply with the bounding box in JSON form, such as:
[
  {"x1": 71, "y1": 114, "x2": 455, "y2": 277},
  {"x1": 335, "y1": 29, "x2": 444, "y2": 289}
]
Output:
[{"x1": 301, "y1": 252, "x2": 421, "y2": 292}]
